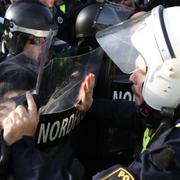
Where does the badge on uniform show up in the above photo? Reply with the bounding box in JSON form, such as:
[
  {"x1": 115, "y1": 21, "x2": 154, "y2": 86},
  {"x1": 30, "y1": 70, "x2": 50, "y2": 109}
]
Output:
[
  {"x1": 101, "y1": 167, "x2": 135, "y2": 180},
  {"x1": 57, "y1": 16, "x2": 63, "y2": 24}
]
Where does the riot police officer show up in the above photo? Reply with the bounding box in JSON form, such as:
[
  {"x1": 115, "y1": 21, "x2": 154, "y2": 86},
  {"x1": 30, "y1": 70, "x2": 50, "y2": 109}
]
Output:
[
  {"x1": 90, "y1": 5, "x2": 180, "y2": 179},
  {"x1": 75, "y1": 1, "x2": 134, "y2": 51},
  {"x1": 0, "y1": 1, "x2": 61, "y2": 179},
  {"x1": 1, "y1": 0, "x2": 57, "y2": 58},
  {"x1": 0, "y1": 1, "x2": 98, "y2": 179},
  {"x1": 74, "y1": 2, "x2": 139, "y2": 176}
]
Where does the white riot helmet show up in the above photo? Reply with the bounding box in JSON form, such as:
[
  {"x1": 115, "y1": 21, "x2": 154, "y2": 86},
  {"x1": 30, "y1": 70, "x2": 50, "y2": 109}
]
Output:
[{"x1": 96, "y1": 5, "x2": 180, "y2": 111}]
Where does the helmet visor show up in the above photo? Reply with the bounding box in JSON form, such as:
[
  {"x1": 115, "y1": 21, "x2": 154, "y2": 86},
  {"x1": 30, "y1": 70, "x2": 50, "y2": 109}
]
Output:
[
  {"x1": 105, "y1": 1, "x2": 135, "y2": 20},
  {"x1": 94, "y1": 1, "x2": 134, "y2": 30},
  {"x1": 96, "y1": 11, "x2": 151, "y2": 74}
]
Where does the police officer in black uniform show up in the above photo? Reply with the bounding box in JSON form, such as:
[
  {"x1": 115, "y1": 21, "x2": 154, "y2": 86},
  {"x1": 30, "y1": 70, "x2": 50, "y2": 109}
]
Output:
[
  {"x1": 0, "y1": 1, "x2": 97, "y2": 179},
  {"x1": 90, "y1": 5, "x2": 180, "y2": 179},
  {"x1": 0, "y1": 1, "x2": 63, "y2": 179},
  {"x1": 0, "y1": 0, "x2": 58, "y2": 58}
]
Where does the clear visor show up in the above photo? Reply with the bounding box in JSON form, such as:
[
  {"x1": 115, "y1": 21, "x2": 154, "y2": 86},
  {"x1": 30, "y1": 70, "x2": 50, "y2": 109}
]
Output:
[
  {"x1": 96, "y1": 11, "x2": 151, "y2": 74},
  {"x1": 106, "y1": 0, "x2": 135, "y2": 16}
]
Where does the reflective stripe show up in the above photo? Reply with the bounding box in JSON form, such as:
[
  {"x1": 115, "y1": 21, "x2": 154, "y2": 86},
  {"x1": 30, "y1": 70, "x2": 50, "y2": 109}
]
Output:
[
  {"x1": 142, "y1": 123, "x2": 180, "y2": 153},
  {"x1": 141, "y1": 128, "x2": 153, "y2": 153},
  {"x1": 9, "y1": 22, "x2": 57, "y2": 37},
  {"x1": 59, "y1": 3, "x2": 66, "y2": 14}
]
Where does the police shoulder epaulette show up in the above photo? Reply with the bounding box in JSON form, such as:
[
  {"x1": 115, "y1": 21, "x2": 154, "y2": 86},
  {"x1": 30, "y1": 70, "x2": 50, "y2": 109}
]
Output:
[{"x1": 101, "y1": 167, "x2": 135, "y2": 180}]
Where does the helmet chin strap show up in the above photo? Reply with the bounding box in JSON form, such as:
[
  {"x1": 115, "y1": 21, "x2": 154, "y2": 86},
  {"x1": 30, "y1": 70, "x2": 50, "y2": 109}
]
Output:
[
  {"x1": 139, "y1": 101, "x2": 153, "y2": 118},
  {"x1": 140, "y1": 101, "x2": 176, "y2": 125}
]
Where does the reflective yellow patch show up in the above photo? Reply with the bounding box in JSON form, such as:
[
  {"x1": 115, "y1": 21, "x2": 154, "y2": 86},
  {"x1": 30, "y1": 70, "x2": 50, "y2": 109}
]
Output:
[
  {"x1": 59, "y1": 4, "x2": 66, "y2": 13},
  {"x1": 102, "y1": 167, "x2": 134, "y2": 180}
]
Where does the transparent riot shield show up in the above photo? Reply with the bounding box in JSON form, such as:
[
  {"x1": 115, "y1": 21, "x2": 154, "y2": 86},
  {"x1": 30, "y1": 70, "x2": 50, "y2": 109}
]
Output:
[
  {"x1": 0, "y1": 33, "x2": 104, "y2": 147},
  {"x1": 35, "y1": 47, "x2": 103, "y2": 147},
  {"x1": 0, "y1": 51, "x2": 40, "y2": 105},
  {"x1": 39, "y1": 47, "x2": 104, "y2": 114},
  {"x1": 0, "y1": 48, "x2": 43, "y2": 139}
]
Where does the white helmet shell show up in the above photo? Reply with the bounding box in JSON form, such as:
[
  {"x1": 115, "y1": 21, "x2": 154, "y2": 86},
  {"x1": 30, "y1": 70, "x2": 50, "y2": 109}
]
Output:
[
  {"x1": 141, "y1": 6, "x2": 180, "y2": 110},
  {"x1": 96, "y1": 5, "x2": 180, "y2": 111}
]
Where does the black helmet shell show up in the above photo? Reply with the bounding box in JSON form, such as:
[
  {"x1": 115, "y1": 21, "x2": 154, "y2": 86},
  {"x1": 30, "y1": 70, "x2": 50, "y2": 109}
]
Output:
[
  {"x1": 75, "y1": 3, "x2": 123, "y2": 38},
  {"x1": 4, "y1": 0, "x2": 58, "y2": 37}
]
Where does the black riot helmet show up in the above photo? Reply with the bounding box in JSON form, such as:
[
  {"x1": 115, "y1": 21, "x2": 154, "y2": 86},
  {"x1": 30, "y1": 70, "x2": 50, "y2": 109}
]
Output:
[
  {"x1": 2, "y1": 0, "x2": 58, "y2": 55},
  {"x1": 75, "y1": 2, "x2": 134, "y2": 39},
  {"x1": 75, "y1": 2, "x2": 134, "y2": 51}
]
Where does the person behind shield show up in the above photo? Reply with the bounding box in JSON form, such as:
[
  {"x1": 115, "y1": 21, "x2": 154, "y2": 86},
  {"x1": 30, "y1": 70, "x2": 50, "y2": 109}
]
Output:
[
  {"x1": 0, "y1": 0, "x2": 57, "y2": 174},
  {"x1": 0, "y1": 61, "x2": 40, "y2": 180},
  {"x1": 0, "y1": 66, "x2": 95, "y2": 180},
  {"x1": 0, "y1": 0, "x2": 58, "y2": 61},
  {"x1": 80, "y1": 5, "x2": 180, "y2": 179},
  {"x1": 0, "y1": 1, "x2": 96, "y2": 179}
]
